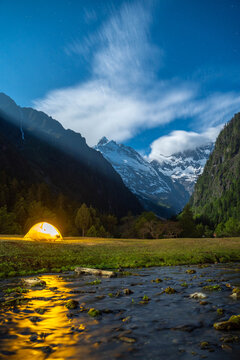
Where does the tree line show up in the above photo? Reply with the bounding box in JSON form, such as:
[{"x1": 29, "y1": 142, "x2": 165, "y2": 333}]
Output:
[{"x1": 0, "y1": 172, "x2": 239, "y2": 238}]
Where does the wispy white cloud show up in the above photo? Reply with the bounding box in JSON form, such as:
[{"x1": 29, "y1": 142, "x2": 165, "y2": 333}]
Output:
[
  {"x1": 34, "y1": 81, "x2": 195, "y2": 144},
  {"x1": 83, "y1": 8, "x2": 97, "y2": 24},
  {"x1": 188, "y1": 93, "x2": 240, "y2": 129},
  {"x1": 148, "y1": 125, "x2": 223, "y2": 159},
  {"x1": 34, "y1": 1, "x2": 240, "y2": 149}
]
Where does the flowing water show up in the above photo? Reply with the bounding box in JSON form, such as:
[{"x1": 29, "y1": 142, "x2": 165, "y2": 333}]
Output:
[{"x1": 0, "y1": 264, "x2": 240, "y2": 360}]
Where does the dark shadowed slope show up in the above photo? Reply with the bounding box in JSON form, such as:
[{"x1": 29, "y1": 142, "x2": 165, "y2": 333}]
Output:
[{"x1": 0, "y1": 93, "x2": 142, "y2": 217}]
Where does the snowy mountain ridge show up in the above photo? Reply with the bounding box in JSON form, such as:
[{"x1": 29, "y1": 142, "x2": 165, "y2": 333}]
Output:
[
  {"x1": 94, "y1": 137, "x2": 203, "y2": 217},
  {"x1": 152, "y1": 143, "x2": 214, "y2": 194}
]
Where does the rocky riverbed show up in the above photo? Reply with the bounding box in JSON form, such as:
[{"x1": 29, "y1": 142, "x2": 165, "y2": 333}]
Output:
[{"x1": 0, "y1": 264, "x2": 240, "y2": 359}]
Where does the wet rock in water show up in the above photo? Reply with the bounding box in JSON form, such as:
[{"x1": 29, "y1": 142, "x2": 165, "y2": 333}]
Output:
[
  {"x1": 217, "y1": 308, "x2": 224, "y2": 315},
  {"x1": 214, "y1": 315, "x2": 240, "y2": 330},
  {"x1": 199, "y1": 301, "x2": 208, "y2": 305},
  {"x1": 3, "y1": 286, "x2": 28, "y2": 295},
  {"x1": 70, "y1": 290, "x2": 85, "y2": 294},
  {"x1": 40, "y1": 332, "x2": 49, "y2": 339},
  {"x1": 2, "y1": 296, "x2": 29, "y2": 307},
  {"x1": 102, "y1": 309, "x2": 114, "y2": 314},
  {"x1": 203, "y1": 285, "x2": 221, "y2": 291},
  {"x1": 220, "y1": 335, "x2": 239, "y2": 343},
  {"x1": 171, "y1": 323, "x2": 203, "y2": 332},
  {"x1": 108, "y1": 290, "x2": 121, "y2": 298},
  {"x1": 122, "y1": 316, "x2": 131, "y2": 323},
  {"x1": 139, "y1": 295, "x2": 150, "y2": 304},
  {"x1": 49, "y1": 286, "x2": 58, "y2": 291},
  {"x1": 65, "y1": 299, "x2": 79, "y2": 309},
  {"x1": 186, "y1": 269, "x2": 196, "y2": 274},
  {"x1": 164, "y1": 287, "x2": 176, "y2": 294},
  {"x1": 35, "y1": 308, "x2": 46, "y2": 315},
  {"x1": 88, "y1": 308, "x2": 101, "y2": 317},
  {"x1": 221, "y1": 344, "x2": 232, "y2": 351},
  {"x1": 22, "y1": 277, "x2": 46, "y2": 287},
  {"x1": 0, "y1": 325, "x2": 9, "y2": 336},
  {"x1": 1, "y1": 350, "x2": 16, "y2": 356},
  {"x1": 96, "y1": 295, "x2": 105, "y2": 300},
  {"x1": 190, "y1": 292, "x2": 207, "y2": 299},
  {"x1": 230, "y1": 287, "x2": 240, "y2": 299},
  {"x1": 180, "y1": 282, "x2": 188, "y2": 287},
  {"x1": 29, "y1": 334, "x2": 38, "y2": 342},
  {"x1": 93, "y1": 341, "x2": 101, "y2": 348},
  {"x1": 200, "y1": 341, "x2": 210, "y2": 349},
  {"x1": 85, "y1": 279, "x2": 101, "y2": 285},
  {"x1": 123, "y1": 288, "x2": 133, "y2": 295},
  {"x1": 151, "y1": 278, "x2": 162, "y2": 283},
  {"x1": 130, "y1": 282, "x2": 143, "y2": 287},
  {"x1": 29, "y1": 316, "x2": 41, "y2": 323},
  {"x1": 79, "y1": 304, "x2": 89, "y2": 312},
  {"x1": 119, "y1": 336, "x2": 136, "y2": 343},
  {"x1": 38, "y1": 346, "x2": 54, "y2": 355},
  {"x1": 78, "y1": 324, "x2": 86, "y2": 332}
]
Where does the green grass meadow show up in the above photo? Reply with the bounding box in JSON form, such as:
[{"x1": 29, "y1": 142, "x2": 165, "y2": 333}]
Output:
[{"x1": 0, "y1": 237, "x2": 240, "y2": 278}]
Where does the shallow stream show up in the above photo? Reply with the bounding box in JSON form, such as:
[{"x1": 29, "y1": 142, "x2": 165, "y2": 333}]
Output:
[{"x1": 0, "y1": 264, "x2": 240, "y2": 359}]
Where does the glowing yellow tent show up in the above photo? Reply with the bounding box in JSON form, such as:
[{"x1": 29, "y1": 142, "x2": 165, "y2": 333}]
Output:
[{"x1": 24, "y1": 222, "x2": 62, "y2": 241}]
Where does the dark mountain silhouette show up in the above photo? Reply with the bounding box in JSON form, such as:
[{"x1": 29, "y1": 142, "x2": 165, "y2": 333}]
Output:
[{"x1": 0, "y1": 93, "x2": 142, "y2": 220}]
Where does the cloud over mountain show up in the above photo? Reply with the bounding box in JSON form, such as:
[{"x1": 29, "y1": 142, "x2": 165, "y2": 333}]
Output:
[
  {"x1": 34, "y1": 2, "x2": 240, "y2": 149},
  {"x1": 148, "y1": 125, "x2": 223, "y2": 159}
]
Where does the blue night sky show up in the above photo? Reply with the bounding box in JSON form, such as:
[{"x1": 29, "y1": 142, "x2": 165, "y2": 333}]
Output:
[{"x1": 1, "y1": 0, "x2": 240, "y2": 157}]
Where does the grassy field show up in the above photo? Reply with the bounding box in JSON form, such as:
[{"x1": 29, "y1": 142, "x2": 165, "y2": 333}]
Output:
[{"x1": 0, "y1": 237, "x2": 240, "y2": 278}]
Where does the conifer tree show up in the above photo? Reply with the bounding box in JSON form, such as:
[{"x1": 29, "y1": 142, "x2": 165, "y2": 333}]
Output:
[{"x1": 75, "y1": 203, "x2": 92, "y2": 236}]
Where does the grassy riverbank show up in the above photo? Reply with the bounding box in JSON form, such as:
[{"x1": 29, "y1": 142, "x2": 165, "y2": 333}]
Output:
[{"x1": 0, "y1": 237, "x2": 240, "y2": 278}]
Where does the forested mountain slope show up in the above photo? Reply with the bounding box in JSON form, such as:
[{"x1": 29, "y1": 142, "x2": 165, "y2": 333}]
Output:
[{"x1": 190, "y1": 112, "x2": 240, "y2": 226}]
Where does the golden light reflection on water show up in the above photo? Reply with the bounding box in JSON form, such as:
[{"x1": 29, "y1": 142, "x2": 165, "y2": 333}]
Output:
[{"x1": 0, "y1": 275, "x2": 102, "y2": 360}]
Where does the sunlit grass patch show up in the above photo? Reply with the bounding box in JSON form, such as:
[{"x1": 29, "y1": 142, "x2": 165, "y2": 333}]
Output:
[{"x1": 0, "y1": 237, "x2": 239, "y2": 279}]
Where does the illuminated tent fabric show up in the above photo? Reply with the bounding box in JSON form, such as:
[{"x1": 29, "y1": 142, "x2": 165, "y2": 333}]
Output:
[{"x1": 24, "y1": 222, "x2": 62, "y2": 241}]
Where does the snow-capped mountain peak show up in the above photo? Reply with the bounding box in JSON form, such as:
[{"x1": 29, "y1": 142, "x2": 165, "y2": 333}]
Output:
[
  {"x1": 97, "y1": 136, "x2": 110, "y2": 146},
  {"x1": 94, "y1": 138, "x2": 191, "y2": 217},
  {"x1": 152, "y1": 143, "x2": 214, "y2": 194}
]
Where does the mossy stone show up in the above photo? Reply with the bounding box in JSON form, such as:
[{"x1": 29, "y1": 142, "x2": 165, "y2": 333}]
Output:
[
  {"x1": 123, "y1": 288, "x2": 133, "y2": 295},
  {"x1": 164, "y1": 287, "x2": 176, "y2": 294},
  {"x1": 88, "y1": 308, "x2": 101, "y2": 317},
  {"x1": 151, "y1": 278, "x2": 162, "y2": 283},
  {"x1": 186, "y1": 269, "x2": 196, "y2": 274},
  {"x1": 200, "y1": 341, "x2": 209, "y2": 349},
  {"x1": 65, "y1": 300, "x2": 79, "y2": 310},
  {"x1": 214, "y1": 314, "x2": 240, "y2": 330},
  {"x1": 203, "y1": 284, "x2": 221, "y2": 291}
]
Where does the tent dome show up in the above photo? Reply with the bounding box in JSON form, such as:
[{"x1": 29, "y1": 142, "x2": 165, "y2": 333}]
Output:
[{"x1": 24, "y1": 222, "x2": 62, "y2": 241}]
